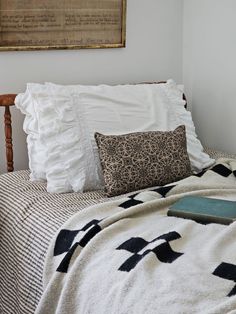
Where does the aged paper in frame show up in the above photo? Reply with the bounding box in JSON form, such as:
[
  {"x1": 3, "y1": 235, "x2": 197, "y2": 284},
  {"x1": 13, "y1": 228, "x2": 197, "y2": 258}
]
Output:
[{"x1": 0, "y1": 0, "x2": 126, "y2": 51}]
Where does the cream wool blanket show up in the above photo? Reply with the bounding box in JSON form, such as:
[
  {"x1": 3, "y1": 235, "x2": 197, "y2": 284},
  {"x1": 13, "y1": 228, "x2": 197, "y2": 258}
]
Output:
[{"x1": 36, "y1": 158, "x2": 236, "y2": 314}]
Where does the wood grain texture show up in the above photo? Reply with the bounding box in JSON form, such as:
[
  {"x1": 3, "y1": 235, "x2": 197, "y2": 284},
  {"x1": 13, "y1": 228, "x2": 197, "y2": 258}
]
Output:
[
  {"x1": 4, "y1": 106, "x2": 14, "y2": 172},
  {"x1": 0, "y1": 94, "x2": 17, "y2": 107},
  {"x1": 0, "y1": 95, "x2": 16, "y2": 172}
]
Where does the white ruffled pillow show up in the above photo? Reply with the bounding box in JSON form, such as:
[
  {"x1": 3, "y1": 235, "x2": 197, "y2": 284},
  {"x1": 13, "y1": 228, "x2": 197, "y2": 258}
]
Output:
[
  {"x1": 36, "y1": 80, "x2": 213, "y2": 193},
  {"x1": 15, "y1": 83, "x2": 48, "y2": 181},
  {"x1": 16, "y1": 80, "x2": 215, "y2": 193},
  {"x1": 33, "y1": 91, "x2": 90, "y2": 193},
  {"x1": 162, "y1": 80, "x2": 214, "y2": 172}
]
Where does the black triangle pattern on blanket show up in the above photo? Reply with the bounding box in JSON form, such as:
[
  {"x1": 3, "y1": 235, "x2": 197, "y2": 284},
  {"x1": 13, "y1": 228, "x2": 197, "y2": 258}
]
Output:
[
  {"x1": 194, "y1": 163, "x2": 236, "y2": 178},
  {"x1": 116, "y1": 231, "x2": 183, "y2": 272},
  {"x1": 54, "y1": 219, "x2": 104, "y2": 273},
  {"x1": 54, "y1": 219, "x2": 103, "y2": 256},
  {"x1": 57, "y1": 242, "x2": 80, "y2": 273},
  {"x1": 119, "y1": 185, "x2": 176, "y2": 209},
  {"x1": 151, "y1": 185, "x2": 176, "y2": 197},
  {"x1": 194, "y1": 169, "x2": 207, "y2": 178},
  {"x1": 213, "y1": 262, "x2": 236, "y2": 297},
  {"x1": 56, "y1": 224, "x2": 102, "y2": 273},
  {"x1": 119, "y1": 162, "x2": 236, "y2": 209},
  {"x1": 54, "y1": 184, "x2": 179, "y2": 273},
  {"x1": 119, "y1": 198, "x2": 143, "y2": 209},
  {"x1": 54, "y1": 163, "x2": 235, "y2": 274},
  {"x1": 55, "y1": 183, "x2": 171, "y2": 273},
  {"x1": 211, "y1": 164, "x2": 232, "y2": 177}
]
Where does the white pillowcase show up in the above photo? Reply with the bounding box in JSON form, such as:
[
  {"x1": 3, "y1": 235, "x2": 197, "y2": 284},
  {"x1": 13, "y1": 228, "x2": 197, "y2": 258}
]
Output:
[
  {"x1": 16, "y1": 80, "x2": 215, "y2": 193},
  {"x1": 15, "y1": 83, "x2": 48, "y2": 181},
  {"x1": 40, "y1": 80, "x2": 214, "y2": 193}
]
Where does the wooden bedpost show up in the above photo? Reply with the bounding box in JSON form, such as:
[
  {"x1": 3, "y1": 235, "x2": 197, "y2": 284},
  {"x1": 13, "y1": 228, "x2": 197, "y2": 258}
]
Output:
[
  {"x1": 4, "y1": 106, "x2": 14, "y2": 172},
  {"x1": 0, "y1": 94, "x2": 16, "y2": 172}
]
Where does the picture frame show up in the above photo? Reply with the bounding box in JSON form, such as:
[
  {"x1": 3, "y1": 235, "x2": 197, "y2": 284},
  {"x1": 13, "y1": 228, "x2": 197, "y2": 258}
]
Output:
[{"x1": 0, "y1": 0, "x2": 126, "y2": 51}]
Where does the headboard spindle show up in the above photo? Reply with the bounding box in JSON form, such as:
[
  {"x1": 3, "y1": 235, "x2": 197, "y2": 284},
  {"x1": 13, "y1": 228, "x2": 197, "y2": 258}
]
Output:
[{"x1": 0, "y1": 94, "x2": 16, "y2": 172}]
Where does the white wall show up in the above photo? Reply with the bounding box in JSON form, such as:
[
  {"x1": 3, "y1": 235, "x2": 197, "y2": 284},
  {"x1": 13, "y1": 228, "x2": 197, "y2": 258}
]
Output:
[
  {"x1": 183, "y1": 0, "x2": 236, "y2": 154},
  {"x1": 0, "y1": 0, "x2": 184, "y2": 173}
]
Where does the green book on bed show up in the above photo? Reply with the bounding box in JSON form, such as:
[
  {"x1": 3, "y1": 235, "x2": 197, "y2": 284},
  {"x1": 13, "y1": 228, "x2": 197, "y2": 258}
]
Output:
[{"x1": 167, "y1": 196, "x2": 236, "y2": 225}]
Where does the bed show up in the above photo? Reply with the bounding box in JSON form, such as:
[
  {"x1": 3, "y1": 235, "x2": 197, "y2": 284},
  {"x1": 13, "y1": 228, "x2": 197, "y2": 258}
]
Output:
[{"x1": 0, "y1": 82, "x2": 236, "y2": 314}]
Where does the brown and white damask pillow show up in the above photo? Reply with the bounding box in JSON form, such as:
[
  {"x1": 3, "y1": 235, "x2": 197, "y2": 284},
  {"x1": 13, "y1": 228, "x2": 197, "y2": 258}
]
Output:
[{"x1": 95, "y1": 125, "x2": 192, "y2": 197}]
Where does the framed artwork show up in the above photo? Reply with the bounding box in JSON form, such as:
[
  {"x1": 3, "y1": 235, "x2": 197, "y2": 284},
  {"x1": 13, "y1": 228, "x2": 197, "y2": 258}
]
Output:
[{"x1": 0, "y1": 0, "x2": 126, "y2": 51}]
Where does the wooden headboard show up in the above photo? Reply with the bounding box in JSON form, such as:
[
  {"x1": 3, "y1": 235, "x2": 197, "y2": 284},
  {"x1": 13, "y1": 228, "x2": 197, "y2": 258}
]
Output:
[
  {"x1": 0, "y1": 84, "x2": 187, "y2": 173},
  {"x1": 0, "y1": 94, "x2": 16, "y2": 172}
]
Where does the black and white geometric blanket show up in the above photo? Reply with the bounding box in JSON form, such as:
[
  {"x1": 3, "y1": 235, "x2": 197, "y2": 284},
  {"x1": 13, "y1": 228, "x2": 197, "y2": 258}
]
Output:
[{"x1": 36, "y1": 158, "x2": 236, "y2": 314}]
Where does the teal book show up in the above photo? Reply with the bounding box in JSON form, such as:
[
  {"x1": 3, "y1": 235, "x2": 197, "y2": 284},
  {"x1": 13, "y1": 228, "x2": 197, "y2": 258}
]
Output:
[{"x1": 167, "y1": 196, "x2": 236, "y2": 225}]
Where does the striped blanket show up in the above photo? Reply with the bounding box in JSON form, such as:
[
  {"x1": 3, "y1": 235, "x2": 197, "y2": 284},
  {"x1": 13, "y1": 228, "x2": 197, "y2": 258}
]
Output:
[
  {"x1": 36, "y1": 158, "x2": 236, "y2": 314},
  {"x1": 0, "y1": 171, "x2": 111, "y2": 314}
]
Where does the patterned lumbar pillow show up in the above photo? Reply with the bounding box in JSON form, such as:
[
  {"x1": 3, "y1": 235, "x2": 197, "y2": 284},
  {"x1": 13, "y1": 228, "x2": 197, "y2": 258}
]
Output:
[{"x1": 95, "y1": 125, "x2": 192, "y2": 197}]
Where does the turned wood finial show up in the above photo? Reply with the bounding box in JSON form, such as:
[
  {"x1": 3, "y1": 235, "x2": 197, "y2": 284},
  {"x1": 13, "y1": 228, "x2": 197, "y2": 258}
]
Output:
[
  {"x1": 0, "y1": 94, "x2": 16, "y2": 172},
  {"x1": 0, "y1": 94, "x2": 16, "y2": 107}
]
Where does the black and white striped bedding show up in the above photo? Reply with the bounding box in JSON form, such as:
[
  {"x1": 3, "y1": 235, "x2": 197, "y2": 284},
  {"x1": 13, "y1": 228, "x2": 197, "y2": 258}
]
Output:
[
  {"x1": 0, "y1": 148, "x2": 235, "y2": 314},
  {"x1": 0, "y1": 171, "x2": 115, "y2": 314}
]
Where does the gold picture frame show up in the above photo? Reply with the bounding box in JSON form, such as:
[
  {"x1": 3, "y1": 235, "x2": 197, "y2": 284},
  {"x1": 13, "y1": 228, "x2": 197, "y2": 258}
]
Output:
[{"x1": 0, "y1": 0, "x2": 126, "y2": 51}]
